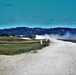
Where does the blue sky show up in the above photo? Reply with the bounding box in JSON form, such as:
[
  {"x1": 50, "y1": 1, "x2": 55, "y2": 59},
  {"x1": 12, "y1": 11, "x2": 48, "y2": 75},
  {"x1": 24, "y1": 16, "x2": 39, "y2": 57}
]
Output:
[{"x1": 0, "y1": 0, "x2": 76, "y2": 29}]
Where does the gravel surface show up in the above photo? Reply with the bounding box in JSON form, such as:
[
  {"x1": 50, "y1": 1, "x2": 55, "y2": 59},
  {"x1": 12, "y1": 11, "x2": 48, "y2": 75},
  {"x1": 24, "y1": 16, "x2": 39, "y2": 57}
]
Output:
[{"x1": 0, "y1": 39, "x2": 76, "y2": 75}]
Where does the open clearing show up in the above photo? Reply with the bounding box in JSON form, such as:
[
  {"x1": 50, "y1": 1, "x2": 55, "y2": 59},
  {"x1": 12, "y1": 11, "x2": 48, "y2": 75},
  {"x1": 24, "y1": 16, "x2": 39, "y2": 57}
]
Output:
[{"x1": 0, "y1": 39, "x2": 76, "y2": 75}]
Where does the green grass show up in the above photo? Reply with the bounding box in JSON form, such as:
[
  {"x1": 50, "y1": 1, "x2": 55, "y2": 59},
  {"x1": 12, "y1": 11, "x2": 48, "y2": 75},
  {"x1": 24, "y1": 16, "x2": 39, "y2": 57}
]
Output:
[
  {"x1": 0, "y1": 36, "x2": 18, "y2": 41},
  {"x1": 58, "y1": 39, "x2": 76, "y2": 43},
  {"x1": 0, "y1": 36, "x2": 50, "y2": 55}
]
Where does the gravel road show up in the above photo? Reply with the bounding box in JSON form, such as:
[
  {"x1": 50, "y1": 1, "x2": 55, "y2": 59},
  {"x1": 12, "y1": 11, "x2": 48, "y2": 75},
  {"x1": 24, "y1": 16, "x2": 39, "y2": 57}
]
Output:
[{"x1": 0, "y1": 39, "x2": 76, "y2": 75}]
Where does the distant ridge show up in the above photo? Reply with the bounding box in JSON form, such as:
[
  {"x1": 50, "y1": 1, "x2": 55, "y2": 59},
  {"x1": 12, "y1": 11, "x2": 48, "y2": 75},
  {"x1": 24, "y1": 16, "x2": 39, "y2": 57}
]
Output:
[{"x1": 0, "y1": 27, "x2": 76, "y2": 36}]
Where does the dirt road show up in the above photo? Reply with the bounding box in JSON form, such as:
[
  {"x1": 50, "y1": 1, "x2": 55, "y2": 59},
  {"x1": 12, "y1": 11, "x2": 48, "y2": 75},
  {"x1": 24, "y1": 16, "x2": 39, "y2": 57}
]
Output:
[{"x1": 0, "y1": 39, "x2": 76, "y2": 75}]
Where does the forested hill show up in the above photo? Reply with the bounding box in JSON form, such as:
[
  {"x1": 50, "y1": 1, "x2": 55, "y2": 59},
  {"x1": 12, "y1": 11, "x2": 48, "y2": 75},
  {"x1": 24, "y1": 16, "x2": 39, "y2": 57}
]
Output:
[{"x1": 0, "y1": 27, "x2": 76, "y2": 36}]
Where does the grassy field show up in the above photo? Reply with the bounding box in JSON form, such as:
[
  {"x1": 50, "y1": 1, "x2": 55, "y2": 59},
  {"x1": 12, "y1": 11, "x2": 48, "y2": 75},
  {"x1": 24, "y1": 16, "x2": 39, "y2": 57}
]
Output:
[
  {"x1": 0, "y1": 36, "x2": 50, "y2": 55},
  {"x1": 58, "y1": 39, "x2": 76, "y2": 43}
]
